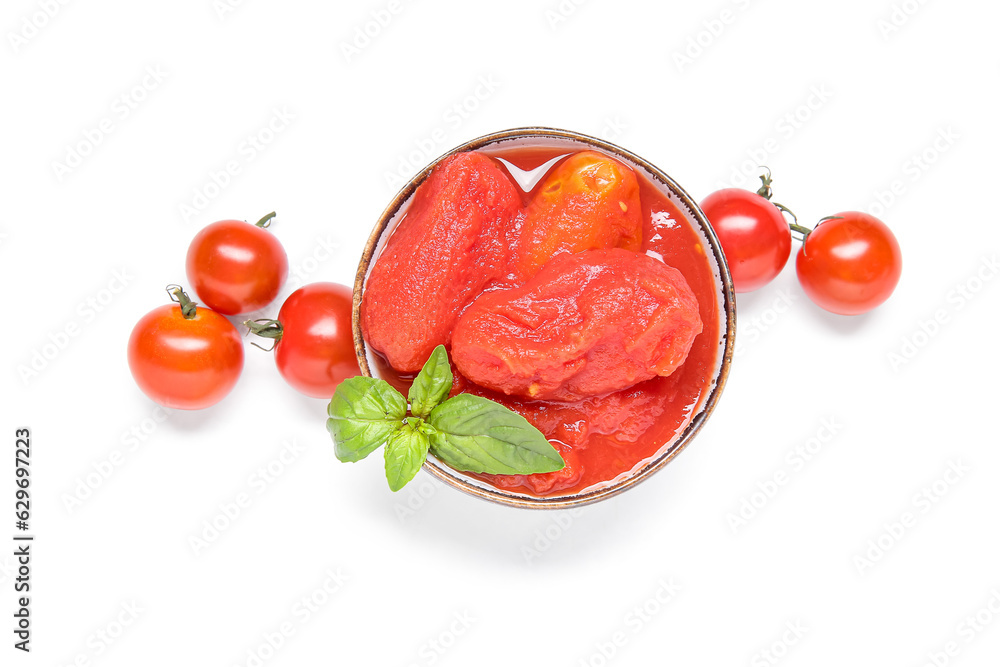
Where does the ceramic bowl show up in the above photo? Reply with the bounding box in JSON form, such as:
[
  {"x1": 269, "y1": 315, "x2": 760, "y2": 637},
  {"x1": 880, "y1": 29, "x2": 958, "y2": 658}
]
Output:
[{"x1": 353, "y1": 127, "x2": 735, "y2": 509}]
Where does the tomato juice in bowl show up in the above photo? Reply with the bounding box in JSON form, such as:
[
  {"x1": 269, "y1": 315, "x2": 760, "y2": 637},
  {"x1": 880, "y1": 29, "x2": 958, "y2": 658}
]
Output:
[{"x1": 353, "y1": 127, "x2": 735, "y2": 509}]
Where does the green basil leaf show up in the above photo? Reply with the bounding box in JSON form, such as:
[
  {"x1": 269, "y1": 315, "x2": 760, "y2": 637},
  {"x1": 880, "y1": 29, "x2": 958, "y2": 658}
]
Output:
[
  {"x1": 408, "y1": 345, "x2": 453, "y2": 419},
  {"x1": 327, "y1": 376, "x2": 406, "y2": 463},
  {"x1": 384, "y1": 422, "x2": 431, "y2": 492},
  {"x1": 427, "y1": 394, "x2": 565, "y2": 475}
]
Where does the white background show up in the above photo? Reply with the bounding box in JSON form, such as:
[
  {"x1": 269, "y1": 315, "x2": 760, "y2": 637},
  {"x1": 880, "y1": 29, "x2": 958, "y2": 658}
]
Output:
[{"x1": 3, "y1": 0, "x2": 999, "y2": 665}]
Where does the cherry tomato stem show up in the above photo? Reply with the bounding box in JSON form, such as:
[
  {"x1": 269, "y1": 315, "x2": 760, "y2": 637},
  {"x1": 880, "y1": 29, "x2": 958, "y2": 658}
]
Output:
[
  {"x1": 243, "y1": 318, "x2": 284, "y2": 351},
  {"x1": 755, "y1": 167, "x2": 775, "y2": 199},
  {"x1": 254, "y1": 211, "x2": 277, "y2": 228},
  {"x1": 166, "y1": 284, "x2": 198, "y2": 319}
]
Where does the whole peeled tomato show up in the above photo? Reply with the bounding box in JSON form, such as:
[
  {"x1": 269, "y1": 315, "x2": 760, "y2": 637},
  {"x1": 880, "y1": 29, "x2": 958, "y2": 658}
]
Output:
[
  {"x1": 701, "y1": 187, "x2": 791, "y2": 293},
  {"x1": 186, "y1": 212, "x2": 289, "y2": 316},
  {"x1": 360, "y1": 152, "x2": 521, "y2": 373},
  {"x1": 451, "y1": 248, "x2": 703, "y2": 401},
  {"x1": 128, "y1": 287, "x2": 244, "y2": 409},
  {"x1": 795, "y1": 212, "x2": 902, "y2": 315},
  {"x1": 248, "y1": 282, "x2": 360, "y2": 399},
  {"x1": 510, "y1": 150, "x2": 643, "y2": 283}
]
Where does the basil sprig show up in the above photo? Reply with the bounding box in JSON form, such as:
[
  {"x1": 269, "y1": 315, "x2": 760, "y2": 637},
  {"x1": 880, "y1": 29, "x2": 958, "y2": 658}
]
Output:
[{"x1": 327, "y1": 345, "x2": 564, "y2": 491}]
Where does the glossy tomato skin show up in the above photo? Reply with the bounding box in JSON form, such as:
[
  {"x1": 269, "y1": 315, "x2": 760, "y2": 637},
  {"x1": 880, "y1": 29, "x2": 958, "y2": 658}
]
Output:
[
  {"x1": 275, "y1": 283, "x2": 360, "y2": 399},
  {"x1": 128, "y1": 304, "x2": 244, "y2": 409},
  {"x1": 186, "y1": 220, "x2": 288, "y2": 315},
  {"x1": 700, "y1": 188, "x2": 791, "y2": 293},
  {"x1": 795, "y1": 212, "x2": 902, "y2": 315}
]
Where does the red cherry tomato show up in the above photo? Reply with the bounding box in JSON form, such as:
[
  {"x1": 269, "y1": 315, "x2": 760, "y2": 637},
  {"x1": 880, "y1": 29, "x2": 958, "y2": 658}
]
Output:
[
  {"x1": 128, "y1": 288, "x2": 244, "y2": 409},
  {"x1": 795, "y1": 212, "x2": 902, "y2": 315},
  {"x1": 250, "y1": 282, "x2": 360, "y2": 399},
  {"x1": 186, "y1": 213, "x2": 288, "y2": 315},
  {"x1": 701, "y1": 188, "x2": 791, "y2": 293}
]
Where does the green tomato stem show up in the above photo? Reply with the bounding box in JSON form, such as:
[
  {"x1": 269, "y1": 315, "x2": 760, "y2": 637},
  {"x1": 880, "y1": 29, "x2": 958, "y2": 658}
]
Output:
[
  {"x1": 788, "y1": 222, "x2": 813, "y2": 238},
  {"x1": 254, "y1": 211, "x2": 277, "y2": 228},
  {"x1": 756, "y1": 167, "x2": 774, "y2": 200},
  {"x1": 793, "y1": 215, "x2": 845, "y2": 244},
  {"x1": 772, "y1": 202, "x2": 811, "y2": 239},
  {"x1": 243, "y1": 318, "x2": 283, "y2": 351},
  {"x1": 166, "y1": 285, "x2": 198, "y2": 319},
  {"x1": 756, "y1": 168, "x2": 808, "y2": 239}
]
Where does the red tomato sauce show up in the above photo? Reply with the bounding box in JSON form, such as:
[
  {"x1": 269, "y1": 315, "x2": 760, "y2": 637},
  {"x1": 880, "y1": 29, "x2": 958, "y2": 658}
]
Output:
[{"x1": 368, "y1": 143, "x2": 720, "y2": 497}]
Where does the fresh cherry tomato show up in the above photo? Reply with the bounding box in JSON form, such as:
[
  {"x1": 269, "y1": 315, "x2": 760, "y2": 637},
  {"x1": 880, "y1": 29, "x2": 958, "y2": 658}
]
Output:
[
  {"x1": 186, "y1": 212, "x2": 288, "y2": 316},
  {"x1": 247, "y1": 282, "x2": 360, "y2": 399},
  {"x1": 128, "y1": 287, "x2": 244, "y2": 409},
  {"x1": 701, "y1": 187, "x2": 791, "y2": 293},
  {"x1": 795, "y1": 212, "x2": 902, "y2": 315}
]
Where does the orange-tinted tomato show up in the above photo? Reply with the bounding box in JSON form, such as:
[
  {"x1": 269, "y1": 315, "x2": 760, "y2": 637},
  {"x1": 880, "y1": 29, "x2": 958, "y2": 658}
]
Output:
[
  {"x1": 128, "y1": 303, "x2": 244, "y2": 410},
  {"x1": 509, "y1": 150, "x2": 642, "y2": 283}
]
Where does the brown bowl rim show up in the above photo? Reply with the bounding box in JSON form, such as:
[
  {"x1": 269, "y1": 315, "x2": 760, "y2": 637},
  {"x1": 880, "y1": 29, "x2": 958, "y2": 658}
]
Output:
[{"x1": 352, "y1": 126, "x2": 736, "y2": 509}]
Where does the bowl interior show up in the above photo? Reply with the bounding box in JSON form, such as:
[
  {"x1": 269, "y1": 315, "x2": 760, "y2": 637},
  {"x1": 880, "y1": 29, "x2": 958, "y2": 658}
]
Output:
[{"x1": 353, "y1": 127, "x2": 735, "y2": 509}]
